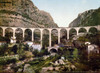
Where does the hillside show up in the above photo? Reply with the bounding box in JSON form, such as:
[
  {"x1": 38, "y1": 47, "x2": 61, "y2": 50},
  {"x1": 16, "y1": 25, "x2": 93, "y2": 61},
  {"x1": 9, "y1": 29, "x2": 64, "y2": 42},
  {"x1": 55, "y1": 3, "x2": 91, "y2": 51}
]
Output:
[
  {"x1": 0, "y1": 0, "x2": 58, "y2": 28},
  {"x1": 69, "y1": 7, "x2": 100, "y2": 27}
]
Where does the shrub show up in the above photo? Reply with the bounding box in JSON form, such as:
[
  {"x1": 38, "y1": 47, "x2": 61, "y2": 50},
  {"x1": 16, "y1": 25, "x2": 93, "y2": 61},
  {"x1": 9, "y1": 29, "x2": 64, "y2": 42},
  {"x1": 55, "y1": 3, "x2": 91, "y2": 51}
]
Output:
[
  {"x1": 0, "y1": 43, "x2": 8, "y2": 56},
  {"x1": 12, "y1": 45, "x2": 18, "y2": 54},
  {"x1": 0, "y1": 58, "x2": 17, "y2": 65},
  {"x1": 73, "y1": 48, "x2": 78, "y2": 59},
  {"x1": 33, "y1": 49, "x2": 50, "y2": 57},
  {"x1": 32, "y1": 49, "x2": 39, "y2": 57},
  {"x1": 88, "y1": 53, "x2": 100, "y2": 70},
  {"x1": 24, "y1": 51, "x2": 34, "y2": 58}
]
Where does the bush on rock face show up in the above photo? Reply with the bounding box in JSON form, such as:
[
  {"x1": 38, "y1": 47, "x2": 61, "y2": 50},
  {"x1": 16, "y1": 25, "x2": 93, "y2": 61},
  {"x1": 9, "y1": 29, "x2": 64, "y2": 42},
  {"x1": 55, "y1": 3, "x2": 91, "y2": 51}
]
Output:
[{"x1": 24, "y1": 51, "x2": 34, "y2": 58}]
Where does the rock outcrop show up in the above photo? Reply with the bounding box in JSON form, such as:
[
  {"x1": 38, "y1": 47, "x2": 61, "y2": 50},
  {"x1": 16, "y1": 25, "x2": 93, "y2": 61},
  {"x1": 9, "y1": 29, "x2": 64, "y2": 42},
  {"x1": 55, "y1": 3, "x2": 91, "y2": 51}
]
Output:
[
  {"x1": 0, "y1": 0, "x2": 58, "y2": 28},
  {"x1": 69, "y1": 7, "x2": 100, "y2": 27}
]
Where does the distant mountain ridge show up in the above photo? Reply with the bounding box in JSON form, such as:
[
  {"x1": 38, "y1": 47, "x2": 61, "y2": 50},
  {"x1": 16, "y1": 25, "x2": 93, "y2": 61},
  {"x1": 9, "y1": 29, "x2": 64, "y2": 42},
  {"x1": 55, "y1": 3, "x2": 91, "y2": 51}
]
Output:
[
  {"x1": 69, "y1": 7, "x2": 100, "y2": 27},
  {"x1": 0, "y1": 0, "x2": 58, "y2": 28}
]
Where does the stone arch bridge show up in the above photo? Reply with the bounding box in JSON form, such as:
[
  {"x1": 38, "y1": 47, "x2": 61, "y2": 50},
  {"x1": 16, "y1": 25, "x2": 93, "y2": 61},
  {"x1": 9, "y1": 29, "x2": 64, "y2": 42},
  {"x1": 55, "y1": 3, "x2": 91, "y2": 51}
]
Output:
[{"x1": 0, "y1": 25, "x2": 100, "y2": 47}]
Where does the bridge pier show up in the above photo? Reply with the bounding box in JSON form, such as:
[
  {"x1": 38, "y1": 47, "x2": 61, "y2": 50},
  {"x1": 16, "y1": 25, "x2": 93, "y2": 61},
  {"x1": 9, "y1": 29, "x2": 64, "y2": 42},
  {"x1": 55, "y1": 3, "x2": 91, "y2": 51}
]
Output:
[
  {"x1": 40, "y1": 29, "x2": 43, "y2": 47},
  {"x1": 98, "y1": 25, "x2": 100, "y2": 31},
  {"x1": 76, "y1": 28, "x2": 80, "y2": 35},
  {"x1": 3, "y1": 28, "x2": 6, "y2": 37},
  {"x1": 49, "y1": 29, "x2": 52, "y2": 47},
  {"x1": 22, "y1": 28, "x2": 26, "y2": 40},
  {"x1": 85, "y1": 27, "x2": 90, "y2": 33},
  {"x1": 12, "y1": 28, "x2": 16, "y2": 39},
  {"x1": 31, "y1": 29, "x2": 34, "y2": 41},
  {"x1": 67, "y1": 28, "x2": 70, "y2": 40},
  {"x1": 58, "y1": 29, "x2": 60, "y2": 44}
]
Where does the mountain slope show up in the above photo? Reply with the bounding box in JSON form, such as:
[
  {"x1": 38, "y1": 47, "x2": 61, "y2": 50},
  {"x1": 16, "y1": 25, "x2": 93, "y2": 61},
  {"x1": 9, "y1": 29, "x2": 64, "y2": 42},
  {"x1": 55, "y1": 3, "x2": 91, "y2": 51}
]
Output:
[
  {"x1": 69, "y1": 7, "x2": 100, "y2": 27},
  {"x1": 0, "y1": 0, "x2": 58, "y2": 28}
]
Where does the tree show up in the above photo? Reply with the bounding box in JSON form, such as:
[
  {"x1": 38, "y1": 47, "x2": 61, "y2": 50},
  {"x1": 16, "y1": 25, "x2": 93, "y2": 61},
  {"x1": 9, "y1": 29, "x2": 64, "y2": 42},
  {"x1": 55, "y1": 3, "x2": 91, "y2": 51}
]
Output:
[
  {"x1": 0, "y1": 44, "x2": 8, "y2": 56},
  {"x1": 12, "y1": 45, "x2": 18, "y2": 54}
]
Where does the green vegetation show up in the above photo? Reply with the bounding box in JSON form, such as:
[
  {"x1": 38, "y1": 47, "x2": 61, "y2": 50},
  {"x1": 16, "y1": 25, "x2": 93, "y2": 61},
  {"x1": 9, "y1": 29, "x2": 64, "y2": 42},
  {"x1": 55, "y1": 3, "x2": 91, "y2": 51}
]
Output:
[
  {"x1": 73, "y1": 48, "x2": 78, "y2": 59},
  {"x1": 33, "y1": 49, "x2": 50, "y2": 57},
  {"x1": 72, "y1": 31, "x2": 100, "y2": 71},
  {"x1": 0, "y1": 56, "x2": 18, "y2": 65},
  {"x1": 0, "y1": 29, "x2": 99, "y2": 73},
  {"x1": 69, "y1": 28, "x2": 77, "y2": 39},
  {"x1": 44, "y1": 24, "x2": 49, "y2": 27},
  {"x1": 28, "y1": 57, "x2": 52, "y2": 72},
  {"x1": 0, "y1": 10, "x2": 32, "y2": 20},
  {"x1": 78, "y1": 8, "x2": 100, "y2": 26},
  {"x1": 0, "y1": 10, "x2": 20, "y2": 15},
  {"x1": 24, "y1": 29, "x2": 32, "y2": 41},
  {"x1": 0, "y1": 43, "x2": 8, "y2": 56},
  {"x1": 51, "y1": 34, "x2": 58, "y2": 46},
  {"x1": 86, "y1": 31, "x2": 100, "y2": 46},
  {"x1": 43, "y1": 34, "x2": 49, "y2": 47}
]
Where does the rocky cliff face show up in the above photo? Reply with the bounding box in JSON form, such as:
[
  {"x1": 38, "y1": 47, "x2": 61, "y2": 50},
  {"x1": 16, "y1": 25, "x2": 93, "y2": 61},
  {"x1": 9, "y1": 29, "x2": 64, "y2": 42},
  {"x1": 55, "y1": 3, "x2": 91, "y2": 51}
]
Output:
[
  {"x1": 0, "y1": 0, "x2": 58, "y2": 28},
  {"x1": 69, "y1": 7, "x2": 100, "y2": 27}
]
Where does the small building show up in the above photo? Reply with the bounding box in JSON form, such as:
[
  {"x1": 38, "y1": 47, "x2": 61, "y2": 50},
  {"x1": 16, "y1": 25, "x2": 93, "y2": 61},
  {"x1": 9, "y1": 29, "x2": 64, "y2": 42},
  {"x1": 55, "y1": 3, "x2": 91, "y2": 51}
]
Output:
[
  {"x1": 25, "y1": 41, "x2": 33, "y2": 47},
  {"x1": 31, "y1": 43, "x2": 41, "y2": 51},
  {"x1": 0, "y1": 41, "x2": 6, "y2": 46},
  {"x1": 87, "y1": 44, "x2": 99, "y2": 54},
  {"x1": 10, "y1": 37, "x2": 16, "y2": 44},
  {"x1": 48, "y1": 44, "x2": 59, "y2": 53},
  {"x1": 24, "y1": 41, "x2": 42, "y2": 51}
]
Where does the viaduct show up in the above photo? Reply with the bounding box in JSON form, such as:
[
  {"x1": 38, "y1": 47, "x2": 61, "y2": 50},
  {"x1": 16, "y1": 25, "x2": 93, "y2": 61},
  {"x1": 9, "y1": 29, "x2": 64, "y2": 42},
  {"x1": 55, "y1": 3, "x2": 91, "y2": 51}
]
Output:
[{"x1": 0, "y1": 25, "x2": 100, "y2": 47}]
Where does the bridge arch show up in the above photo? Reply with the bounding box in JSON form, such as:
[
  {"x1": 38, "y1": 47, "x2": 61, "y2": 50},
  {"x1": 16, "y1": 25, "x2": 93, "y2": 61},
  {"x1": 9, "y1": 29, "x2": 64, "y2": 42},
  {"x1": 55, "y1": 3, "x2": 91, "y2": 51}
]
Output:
[
  {"x1": 48, "y1": 47, "x2": 58, "y2": 52},
  {"x1": 60, "y1": 28, "x2": 67, "y2": 45},
  {"x1": 25, "y1": 29, "x2": 32, "y2": 41},
  {"x1": 5, "y1": 28, "x2": 13, "y2": 37},
  {"x1": 34, "y1": 29, "x2": 41, "y2": 44},
  {"x1": 69, "y1": 28, "x2": 77, "y2": 39},
  {"x1": 78, "y1": 28, "x2": 87, "y2": 33},
  {"x1": 89, "y1": 27, "x2": 98, "y2": 34},
  {"x1": 5, "y1": 28, "x2": 13, "y2": 43},
  {"x1": 15, "y1": 28, "x2": 23, "y2": 43},
  {"x1": 49, "y1": 48, "x2": 58, "y2": 53},
  {"x1": 42, "y1": 29, "x2": 49, "y2": 47},
  {"x1": 51, "y1": 29, "x2": 58, "y2": 46}
]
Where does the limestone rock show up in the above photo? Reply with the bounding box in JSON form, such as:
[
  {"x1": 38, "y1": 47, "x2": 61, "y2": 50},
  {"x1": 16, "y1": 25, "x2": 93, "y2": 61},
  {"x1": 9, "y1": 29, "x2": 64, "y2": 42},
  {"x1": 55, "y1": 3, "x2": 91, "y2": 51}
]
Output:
[
  {"x1": 0, "y1": 0, "x2": 58, "y2": 28},
  {"x1": 17, "y1": 68, "x2": 23, "y2": 72},
  {"x1": 69, "y1": 8, "x2": 100, "y2": 27}
]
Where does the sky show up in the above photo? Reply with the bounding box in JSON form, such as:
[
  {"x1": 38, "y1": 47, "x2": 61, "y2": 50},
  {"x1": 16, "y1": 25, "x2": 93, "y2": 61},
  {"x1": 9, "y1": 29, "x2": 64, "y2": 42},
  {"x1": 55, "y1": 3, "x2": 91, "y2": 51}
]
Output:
[{"x1": 32, "y1": 0, "x2": 100, "y2": 27}]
